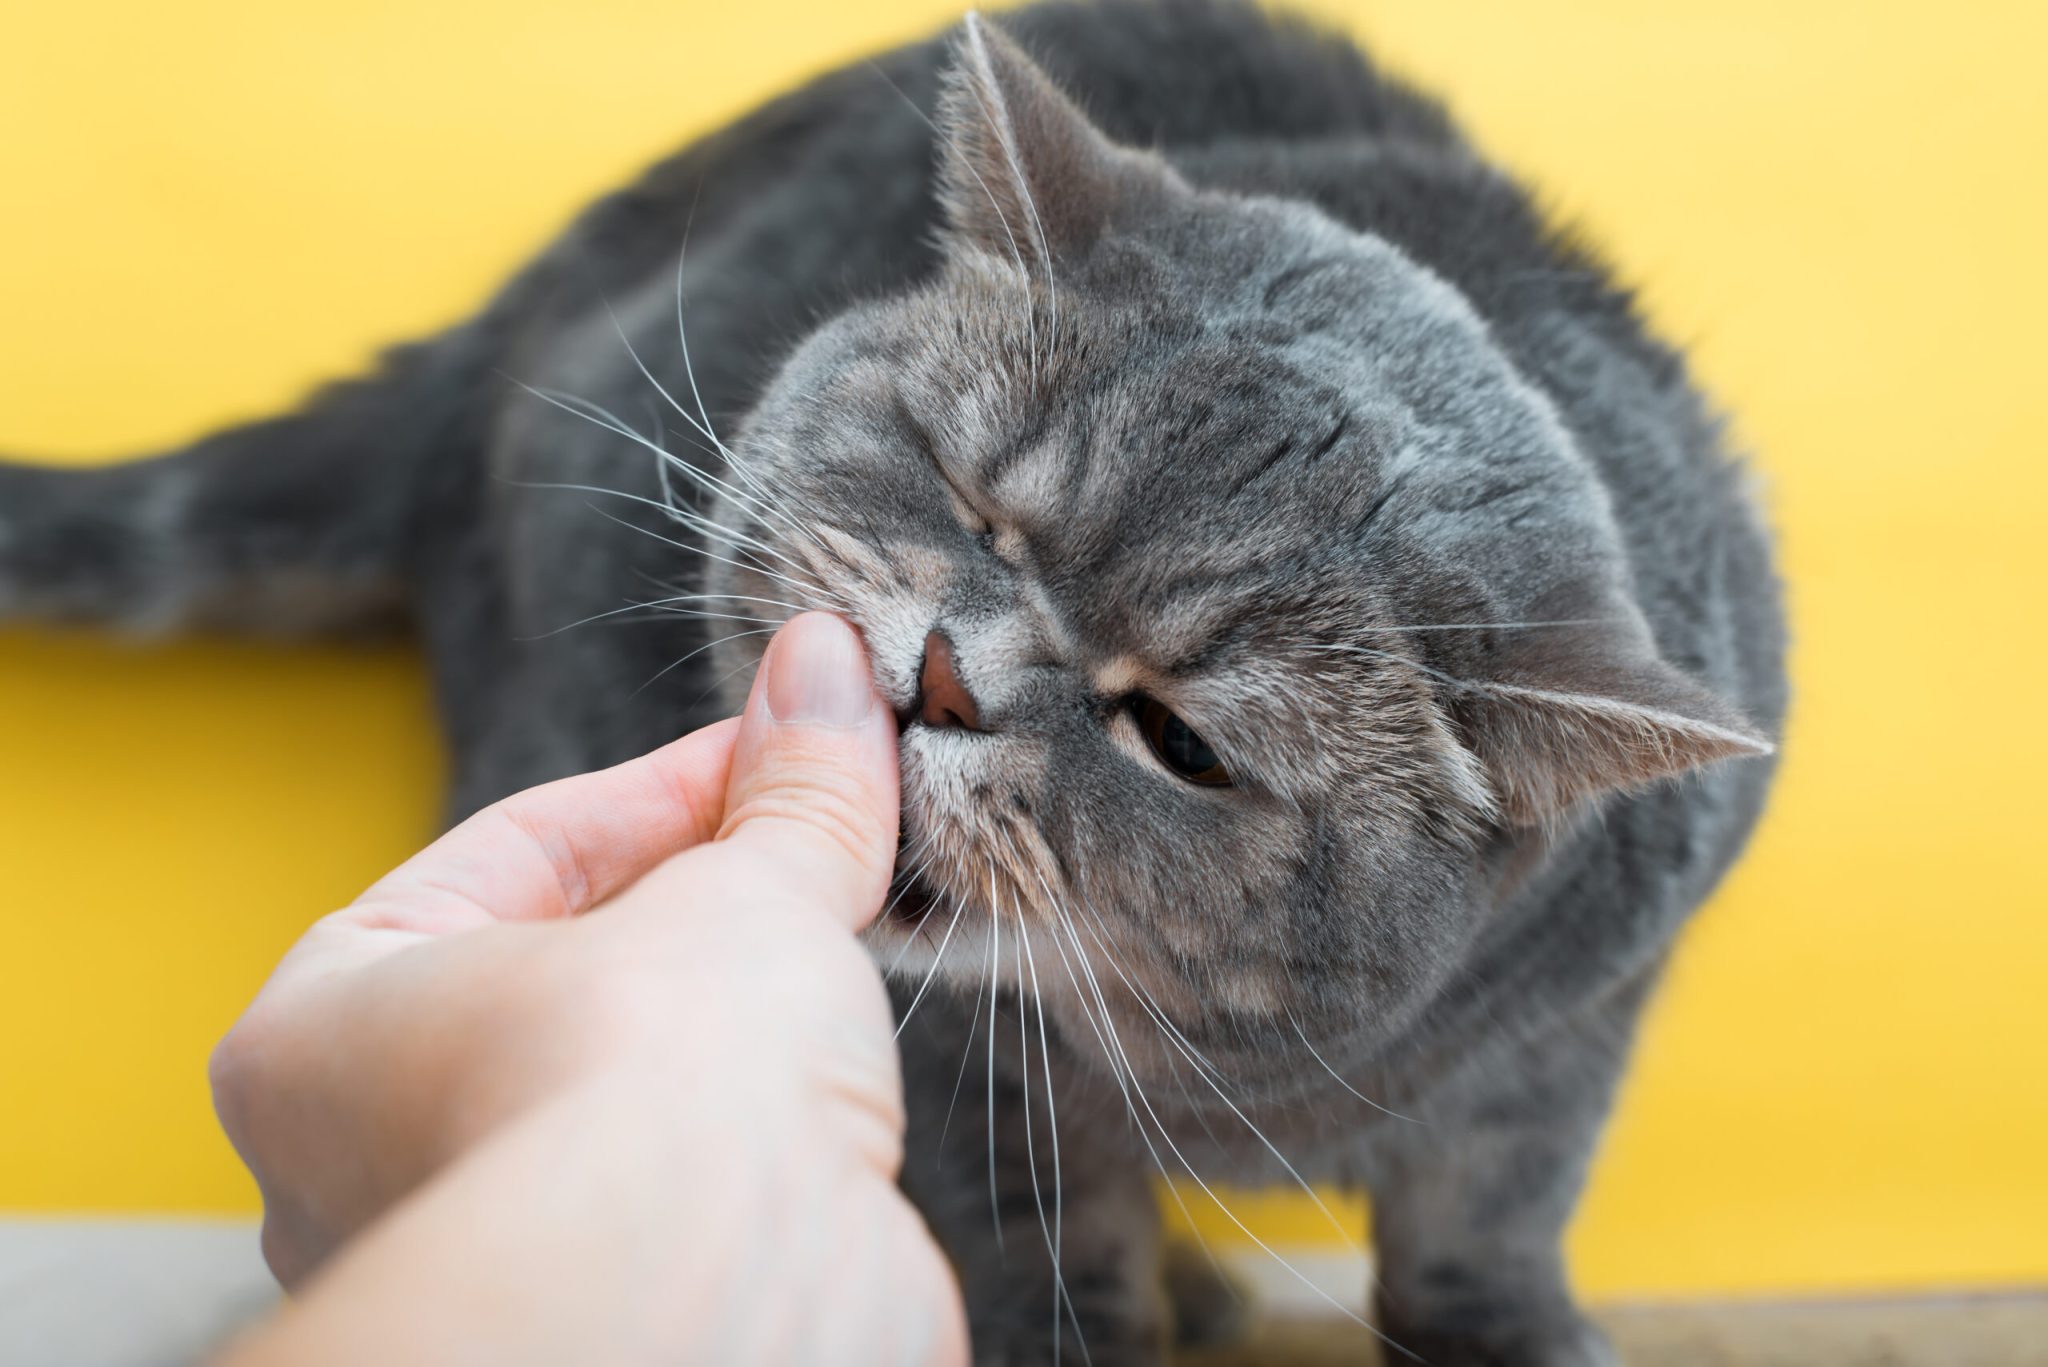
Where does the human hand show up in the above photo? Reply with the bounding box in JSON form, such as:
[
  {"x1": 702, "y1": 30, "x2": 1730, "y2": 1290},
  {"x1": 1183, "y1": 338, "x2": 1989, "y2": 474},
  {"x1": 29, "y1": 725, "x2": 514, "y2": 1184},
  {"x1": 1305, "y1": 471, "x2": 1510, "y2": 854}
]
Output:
[{"x1": 211, "y1": 612, "x2": 967, "y2": 1366}]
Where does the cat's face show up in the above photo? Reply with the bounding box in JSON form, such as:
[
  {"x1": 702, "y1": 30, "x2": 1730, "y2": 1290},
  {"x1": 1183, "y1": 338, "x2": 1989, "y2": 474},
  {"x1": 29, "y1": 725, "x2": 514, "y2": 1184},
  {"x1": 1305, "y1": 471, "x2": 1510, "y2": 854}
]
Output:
[{"x1": 704, "y1": 20, "x2": 1762, "y2": 1091}]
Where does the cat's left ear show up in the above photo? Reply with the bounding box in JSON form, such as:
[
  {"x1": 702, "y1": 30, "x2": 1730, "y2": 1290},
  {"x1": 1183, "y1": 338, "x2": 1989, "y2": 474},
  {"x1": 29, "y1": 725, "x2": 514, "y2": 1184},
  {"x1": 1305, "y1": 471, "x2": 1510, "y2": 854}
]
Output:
[
  {"x1": 1448, "y1": 621, "x2": 1775, "y2": 827},
  {"x1": 934, "y1": 12, "x2": 1181, "y2": 271}
]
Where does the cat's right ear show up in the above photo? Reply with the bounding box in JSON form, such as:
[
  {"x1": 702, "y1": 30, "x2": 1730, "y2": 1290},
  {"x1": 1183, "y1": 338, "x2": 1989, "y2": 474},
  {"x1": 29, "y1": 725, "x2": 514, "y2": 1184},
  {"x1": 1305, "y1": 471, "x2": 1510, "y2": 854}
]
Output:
[
  {"x1": 934, "y1": 12, "x2": 1181, "y2": 273},
  {"x1": 1446, "y1": 620, "x2": 1775, "y2": 828}
]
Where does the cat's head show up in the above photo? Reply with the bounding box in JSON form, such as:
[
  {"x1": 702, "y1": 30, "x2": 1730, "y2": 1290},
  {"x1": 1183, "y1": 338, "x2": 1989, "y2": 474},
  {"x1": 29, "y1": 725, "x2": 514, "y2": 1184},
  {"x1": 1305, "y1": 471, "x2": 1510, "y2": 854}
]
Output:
[{"x1": 706, "y1": 17, "x2": 1767, "y2": 1088}]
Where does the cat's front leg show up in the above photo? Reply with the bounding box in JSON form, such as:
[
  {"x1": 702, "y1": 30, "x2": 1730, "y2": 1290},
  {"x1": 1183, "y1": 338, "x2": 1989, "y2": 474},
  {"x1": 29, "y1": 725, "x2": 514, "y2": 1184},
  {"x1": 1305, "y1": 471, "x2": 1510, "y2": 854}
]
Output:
[
  {"x1": 898, "y1": 993, "x2": 1169, "y2": 1367},
  {"x1": 1363, "y1": 972, "x2": 1658, "y2": 1367}
]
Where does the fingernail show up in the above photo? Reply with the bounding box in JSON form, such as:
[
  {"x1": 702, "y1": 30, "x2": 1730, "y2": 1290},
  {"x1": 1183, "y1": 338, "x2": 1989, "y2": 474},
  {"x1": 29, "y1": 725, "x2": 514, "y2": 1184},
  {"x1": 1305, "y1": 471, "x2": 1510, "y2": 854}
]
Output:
[{"x1": 763, "y1": 613, "x2": 877, "y2": 728}]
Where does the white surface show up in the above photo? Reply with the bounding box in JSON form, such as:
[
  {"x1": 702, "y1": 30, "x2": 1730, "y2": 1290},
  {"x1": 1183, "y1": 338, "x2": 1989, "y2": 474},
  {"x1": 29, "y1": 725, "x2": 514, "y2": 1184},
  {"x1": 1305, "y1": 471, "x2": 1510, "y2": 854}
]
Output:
[
  {"x1": 1217, "y1": 1246, "x2": 1372, "y2": 1321},
  {"x1": 0, "y1": 1215, "x2": 1369, "y2": 1365},
  {"x1": 0, "y1": 1218, "x2": 273, "y2": 1367}
]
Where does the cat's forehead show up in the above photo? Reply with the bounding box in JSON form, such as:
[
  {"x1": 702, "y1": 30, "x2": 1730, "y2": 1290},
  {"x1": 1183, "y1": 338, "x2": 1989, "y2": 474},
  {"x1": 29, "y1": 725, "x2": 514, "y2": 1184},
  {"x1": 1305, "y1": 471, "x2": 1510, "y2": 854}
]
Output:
[
  {"x1": 768, "y1": 190, "x2": 1610, "y2": 685},
  {"x1": 938, "y1": 339, "x2": 1409, "y2": 577}
]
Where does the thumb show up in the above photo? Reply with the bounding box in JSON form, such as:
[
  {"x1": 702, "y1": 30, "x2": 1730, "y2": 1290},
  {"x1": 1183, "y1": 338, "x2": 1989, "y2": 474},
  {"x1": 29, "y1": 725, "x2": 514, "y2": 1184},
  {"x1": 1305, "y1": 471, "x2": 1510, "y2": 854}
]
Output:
[{"x1": 713, "y1": 612, "x2": 902, "y2": 930}]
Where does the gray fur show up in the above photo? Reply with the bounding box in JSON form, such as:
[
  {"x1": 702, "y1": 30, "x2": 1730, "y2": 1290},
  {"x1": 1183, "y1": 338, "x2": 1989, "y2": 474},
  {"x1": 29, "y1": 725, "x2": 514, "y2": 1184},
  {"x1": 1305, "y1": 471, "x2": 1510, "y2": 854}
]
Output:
[{"x1": 0, "y1": 4, "x2": 1785, "y2": 1363}]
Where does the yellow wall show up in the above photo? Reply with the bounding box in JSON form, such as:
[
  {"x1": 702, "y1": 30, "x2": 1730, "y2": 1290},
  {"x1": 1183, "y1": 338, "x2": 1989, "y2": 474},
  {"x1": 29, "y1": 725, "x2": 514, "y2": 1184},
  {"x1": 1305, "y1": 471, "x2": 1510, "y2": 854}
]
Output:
[{"x1": 2, "y1": 0, "x2": 2042, "y2": 1300}]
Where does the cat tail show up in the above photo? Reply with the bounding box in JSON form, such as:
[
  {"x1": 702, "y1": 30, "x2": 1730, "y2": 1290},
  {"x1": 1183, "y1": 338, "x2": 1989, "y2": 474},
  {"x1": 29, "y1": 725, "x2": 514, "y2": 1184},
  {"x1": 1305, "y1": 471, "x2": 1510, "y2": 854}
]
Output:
[{"x1": 0, "y1": 331, "x2": 483, "y2": 637}]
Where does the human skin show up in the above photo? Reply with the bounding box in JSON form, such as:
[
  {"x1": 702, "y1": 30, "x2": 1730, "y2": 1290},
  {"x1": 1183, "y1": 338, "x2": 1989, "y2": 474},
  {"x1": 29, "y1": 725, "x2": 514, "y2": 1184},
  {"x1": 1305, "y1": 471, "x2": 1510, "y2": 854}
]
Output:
[{"x1": 209, "y1": 612, "x2": 969, "y2": 1367}]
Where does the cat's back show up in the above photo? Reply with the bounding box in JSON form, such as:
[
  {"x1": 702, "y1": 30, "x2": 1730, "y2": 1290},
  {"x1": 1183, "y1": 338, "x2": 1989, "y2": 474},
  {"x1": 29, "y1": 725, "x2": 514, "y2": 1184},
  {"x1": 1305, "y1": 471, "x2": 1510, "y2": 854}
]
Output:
[
  {"x1": 497, "y1": 0, "x2": 1457, "y2": 343},
  {"x1": 999, "y1": 0, "x2": 1457, "y2": 148}
]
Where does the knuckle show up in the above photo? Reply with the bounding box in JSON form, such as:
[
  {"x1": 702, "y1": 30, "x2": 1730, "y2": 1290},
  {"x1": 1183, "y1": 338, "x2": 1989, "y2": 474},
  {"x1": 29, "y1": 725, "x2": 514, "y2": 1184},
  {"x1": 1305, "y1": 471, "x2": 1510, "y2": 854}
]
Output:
[
  {"x1": 206, "y1": 1029, "x2": 254, "y2": 1139},
  {"x1": 496, "y1": 803, "x2": 592, "y2": 915},
  {"x1": 723, "y1": 774, "x2": 891, "y2": 875},
  {"x1": 208, "y1": 995, "x2": 291, "y2": 1144},
  {"x1": 649, "y1": 754, "x2": 723, "y2": 844},
  {"x1": 258, "y1": 1211, "x2": 317, "y2": 1289}
]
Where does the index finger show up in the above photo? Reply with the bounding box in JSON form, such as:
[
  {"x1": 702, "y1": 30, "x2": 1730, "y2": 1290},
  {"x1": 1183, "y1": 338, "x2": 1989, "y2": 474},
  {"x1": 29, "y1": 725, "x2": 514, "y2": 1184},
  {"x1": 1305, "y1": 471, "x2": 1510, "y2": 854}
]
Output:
[{"x1": 348, "y1": 717, "x2": 743, "y2": 931}]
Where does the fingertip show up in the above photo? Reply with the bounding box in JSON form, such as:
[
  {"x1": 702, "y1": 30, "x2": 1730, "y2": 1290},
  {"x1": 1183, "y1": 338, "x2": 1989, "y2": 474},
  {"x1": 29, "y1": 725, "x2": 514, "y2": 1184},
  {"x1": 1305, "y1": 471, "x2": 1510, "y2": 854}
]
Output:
[
  {"x1": 758, "y1": 612, "x2": 885, "y2": 729},
  {"x1": 722, "y1": 613, "x2": 903, "y2": 925}
]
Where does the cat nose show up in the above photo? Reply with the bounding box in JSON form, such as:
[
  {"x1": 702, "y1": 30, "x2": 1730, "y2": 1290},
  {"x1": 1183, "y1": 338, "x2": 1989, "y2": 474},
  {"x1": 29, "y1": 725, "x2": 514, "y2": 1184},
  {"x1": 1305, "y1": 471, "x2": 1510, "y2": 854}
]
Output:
[{"x1": 913, "y1": 630, "x2": 984, "y2": 731}]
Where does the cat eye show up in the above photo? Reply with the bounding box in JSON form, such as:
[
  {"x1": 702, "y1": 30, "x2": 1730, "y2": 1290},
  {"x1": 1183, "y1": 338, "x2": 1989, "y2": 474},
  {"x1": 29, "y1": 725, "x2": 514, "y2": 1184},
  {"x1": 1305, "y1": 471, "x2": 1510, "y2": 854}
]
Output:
[{"x1": 1133, "y1": 697, "x2": 1231, "y2": 787}]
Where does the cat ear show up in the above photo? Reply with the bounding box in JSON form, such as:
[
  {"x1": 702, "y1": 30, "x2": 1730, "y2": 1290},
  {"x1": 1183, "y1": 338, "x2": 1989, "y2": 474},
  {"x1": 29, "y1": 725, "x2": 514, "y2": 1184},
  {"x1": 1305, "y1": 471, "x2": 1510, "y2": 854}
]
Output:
[
  {"x1": 935, "y1": 12, "x2": 1176, "y2": 270},
  {"x1": 1448, "y1": 624, "x2": 1774, "y2": 827}
]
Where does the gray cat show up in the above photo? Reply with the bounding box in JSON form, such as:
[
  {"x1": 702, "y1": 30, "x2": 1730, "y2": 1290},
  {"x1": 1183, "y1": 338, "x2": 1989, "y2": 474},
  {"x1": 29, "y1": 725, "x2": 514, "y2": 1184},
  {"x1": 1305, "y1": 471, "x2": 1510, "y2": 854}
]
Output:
[{"x1": 0, "y1": 3, "x2": 1785, "y2": 1363}]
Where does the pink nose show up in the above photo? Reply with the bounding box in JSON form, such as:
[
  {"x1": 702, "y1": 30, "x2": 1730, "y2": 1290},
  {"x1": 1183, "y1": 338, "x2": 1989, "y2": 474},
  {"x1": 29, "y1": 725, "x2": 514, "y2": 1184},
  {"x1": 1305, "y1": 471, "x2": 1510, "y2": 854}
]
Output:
[{"x1": 916, "y1": 631, "x2": 984, "y2": 731}]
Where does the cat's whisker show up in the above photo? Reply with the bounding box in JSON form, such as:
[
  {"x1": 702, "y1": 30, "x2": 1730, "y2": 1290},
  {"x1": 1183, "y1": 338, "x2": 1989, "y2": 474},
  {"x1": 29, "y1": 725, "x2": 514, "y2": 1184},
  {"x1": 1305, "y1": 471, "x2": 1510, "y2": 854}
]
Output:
[
  {"x1": 652, "y1": 416, "x2": 727, "y2": 477},
  {"x1": 1010, "y1": 908, "x2": 1054, "y2": 1363},
  {"x1": 985, "y1": 864, "x2": 1006, "y2": 1255},
  {"x1": 629, "y1": 625, "x2": 777, "y2": 699},
  {"x1": 504, "y1": 475, "x2": 772, "y2": 557},
  {"x1": 722, "y1": 559, "x2": 848, "y2": 615},
  {"x1": 1036, "y1": 892, "x2": 1245, "y2": 1308},
  {"x1": 879, "y1": 848, "x2": 939, "y2": 939},
  {"x1": 1168, "y1": 1051, "x2": 1228, "y2": 1153},
  {"x1": 648, "y1": 439, "x2": 826, "y2": 556},
  {"x1": 1073, "y1": 937, "x2": 1408, "y2": 1346},
  {"x1": 575, "y1": 500, "x2": 727, "y2": 559},
  {"x1": 764, "y1": 524, "x2": 878, "y2": 595},
  {"x1": 1056, "y1": 893, "x2": 1406, "y2": 1351},
  {"x1": 663, "y1": 448, "x2": 834, "y2": 565},
  {"x1": 517, "y1": 591, "x2": 767, "y2": 641},
  {"x1": 1282, "y1": 1005, "x2": 1423, "y2": 1125},
  {"x1": 644, "y1": 408, "x2": 790, "y2": 525},
  {"x1": 643, "y1": 606, "x2": 788, "y2": 627},
  {"x1": 534, "y1": 604, "x2": 786, "y2": 637},
  {"x1": 698, "y1": 428, "x2": 835, "y2": 537},
  {"x1": 685, "y1": 645, "x2": 778, "y2": 713},
  {"x1": 1067, "y1": 898, "x2": 1230, "y2": 1078},
  {"x1": 1043, "y1": 896, "x2": 1164, "y2": 1178},
  {"x1": 668, "y1": 221, "x2": 784, "y2": 512},
  {"x1": 524, "y1": 368, "x2": 755, "y2": 523},
  {"x1": 1007, "y1": 881, "x2": 1088, "y2": 1367},
  {"x1": 650, "y1": 416, "x2": 679, "y2": 513},
  {"x1": 878, "y1": 834, "x2": 943, "y2": 977},
  {"x1": 708, "y1": 431, "x2": 843, "y2": 537},
  {"x1": 512, "y1": 377, "x2": 822, "y2": 558},
  {"x1": 600, "y1": 291, "x2": 726, "y2": 460},
  {"x1": 667, "y1": 590, "x2": 816, "y2": 614},
  {"x1": 894, "y1": 898, "x2": 967, "y2": 1041},
  {"x1": 703, "y1": 511, "x2": 839, "y2": 585},
  {"x1": 1068, "y1": 899, "x2": 1363, "y2": 1256},
  {"x1": 1037, "y1": 884, "x2": 1236, "y2": 1296},
  {"x1": 1302, "y1": 641, "x2": 1470, "y2": 691},
  {"x1": 1355, "y1": 617, "x2": 1622, "y2": 634},
  {"x1": 669, "y1": 430, "x2": 786, "y2": 531},
  {"x1": 651, "y1": 490, "x2": 804, "y2": 563},
  {"x1": 669, "y1": 534, "x2": 848, "y2": 611},
  {"x1": 935, "y1": 923, "x2": 992, "y2": 1166},
  {"x1": 1057, "y1": 888, "x2": 1404, "y2": 1342},
  {"x1": 569, "y1": 503, "x2": 844, "y2": 615},
  {"x1": 531, "y1": 476, "x2": 779, "y2": 571},
  {"x1": 586, "y1": 275, "x2": 715, "y2": 473}
]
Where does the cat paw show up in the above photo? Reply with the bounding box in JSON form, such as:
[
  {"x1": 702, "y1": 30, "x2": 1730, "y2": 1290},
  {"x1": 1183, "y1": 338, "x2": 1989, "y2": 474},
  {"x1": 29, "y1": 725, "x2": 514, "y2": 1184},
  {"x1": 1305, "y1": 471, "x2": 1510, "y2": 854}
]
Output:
[
  {"x1": 1375, "y1": 1312, "x2": 1618, "y2": 1367},
  {"x1": 970, "y1": 1313, "x2": 1167, "y2": 1367},
  {"x1": 1163, "y1": 1236, "x2": 1252, "y2": 1348},
  {"x1": 975, "y1": 1341, "x2": 1165, "y2": 1367}
]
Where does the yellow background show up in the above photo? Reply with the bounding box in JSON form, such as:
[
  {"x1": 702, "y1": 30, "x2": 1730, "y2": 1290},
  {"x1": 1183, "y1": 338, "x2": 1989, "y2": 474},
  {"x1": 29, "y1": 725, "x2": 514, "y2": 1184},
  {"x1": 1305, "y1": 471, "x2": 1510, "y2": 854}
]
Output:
[{"x1": 2, "y1": 0, "x2": 2043, "y2": 1300}]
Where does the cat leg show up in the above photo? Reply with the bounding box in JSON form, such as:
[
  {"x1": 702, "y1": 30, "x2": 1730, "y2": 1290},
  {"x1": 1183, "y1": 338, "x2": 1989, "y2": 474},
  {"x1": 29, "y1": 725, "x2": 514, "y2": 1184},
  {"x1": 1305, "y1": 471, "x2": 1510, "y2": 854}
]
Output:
[
  {"x1": 1364, "y1": 971, "x2": 1658, "y2": 1367},
  {"x1": 898, "y1": 990, "x2": 1170, "y2": 1367}
]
